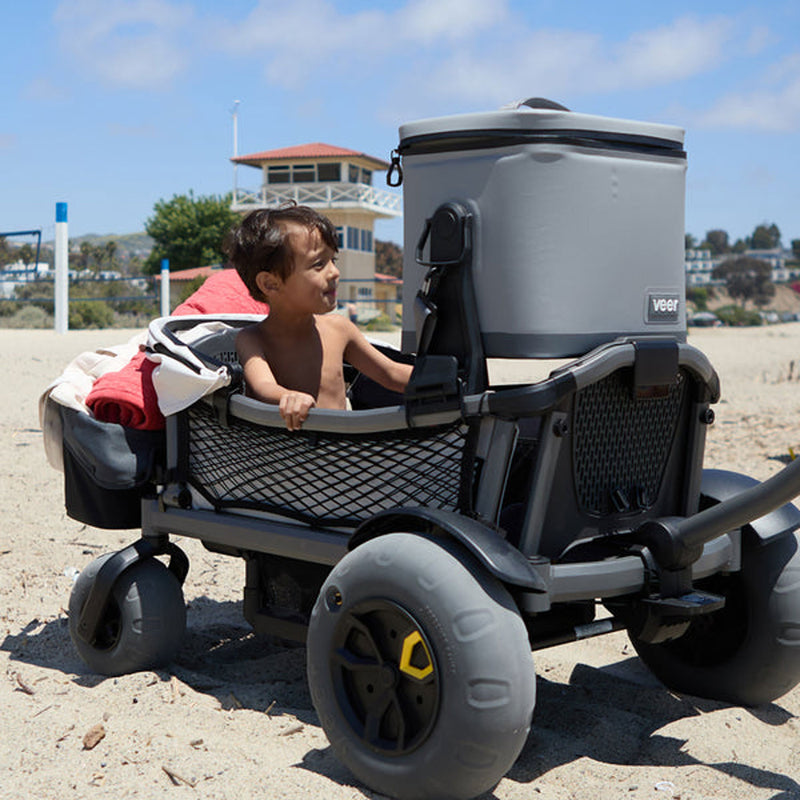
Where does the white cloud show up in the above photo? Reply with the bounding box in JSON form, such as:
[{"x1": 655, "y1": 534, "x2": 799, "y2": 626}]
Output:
[
  {"x1": 612, "y1": 16, "x2": 734, "y2": 86},
  {"x1": 210, "y1": 0, "x2": 510, "y2": 89},
  {"x1": 53, "y1": 0, "x2": 193, "y2": 89},
  {"x1": 697, "y1": 54, "x2": 800, "y2": 132},
  {"x1": 415, "y1": 15, "x2": 737, "y2": 110},
  {"x1": 49, "y1": 0, "x2": 800, "y2": 136},
  {"x1": 211, "y1": 0, "x2": 370, "y2": 87},
  {"x1": 397, "y1": 0, "x2": 509, "y2": 44},
  {"x1": 417, "y1": 30, "x2": 598, "y2": 107}
]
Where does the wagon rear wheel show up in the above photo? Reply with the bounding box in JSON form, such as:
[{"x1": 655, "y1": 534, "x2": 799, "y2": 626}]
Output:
[{"x1": 631, "y1": 529, "x2": 800, "y2": 706}]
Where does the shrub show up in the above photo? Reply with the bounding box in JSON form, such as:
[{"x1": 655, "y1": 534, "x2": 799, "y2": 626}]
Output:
[
  {"x1": 113, "y1": 310, "x2": 156, "y2": 329},
  {"x1": 114, "y1": 298, "x2": 159, "y2": 317},
  {"x1": 714, "y1": 305, "x2": 763, "y2": 327},
  {"x1": 364, "y1": 313, "x2": 395, "y2": 331},
  {"x1": 0, "y1": 305, "x2": 52, "y2": 328},
  {"x1": 686, "y1": 286, "x2": 709, "y2": 311},
  {"x1": 69, "y1": 300, "x2": 115, "y2": 329}
]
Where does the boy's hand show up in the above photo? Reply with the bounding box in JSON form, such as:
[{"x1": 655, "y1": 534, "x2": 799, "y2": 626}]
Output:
[{"x1": 279, "y1": 391, "x2": 316, "y2": 431}]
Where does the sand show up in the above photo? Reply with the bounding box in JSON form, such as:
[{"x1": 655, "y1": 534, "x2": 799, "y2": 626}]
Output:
[{"x1": 2, "y1": 324, "x2": 800, "y2": 800}]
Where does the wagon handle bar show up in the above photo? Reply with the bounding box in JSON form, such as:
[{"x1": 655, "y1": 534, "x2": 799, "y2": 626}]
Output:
[
  {"x1": 639, "y1": 457, "x2": 800, "y2": 570},
  {"x1": 681, "y1": 456, "x2": 800, "y2": 547}
]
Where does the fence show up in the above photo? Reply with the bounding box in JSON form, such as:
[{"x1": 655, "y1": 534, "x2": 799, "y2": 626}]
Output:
[
  {"x1": 0, "y1": 273, "x2": 402, "y2": 328},
  {"x1": 0, "y1": 273, "x2": 160, "y2": 327}
]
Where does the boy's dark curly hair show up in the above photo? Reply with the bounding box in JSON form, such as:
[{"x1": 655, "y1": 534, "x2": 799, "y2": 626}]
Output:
[{"x1": 223, "y1": 204, "x2": 339, "y2": 301}]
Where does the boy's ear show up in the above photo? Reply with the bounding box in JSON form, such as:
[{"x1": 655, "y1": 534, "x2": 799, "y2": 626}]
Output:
[{"x1": 255, "y1": 271, "x2": 281, "y2": 296}]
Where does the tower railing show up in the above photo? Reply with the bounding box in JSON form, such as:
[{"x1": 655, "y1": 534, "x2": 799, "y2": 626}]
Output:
[{"x1": 231, "y1": 182, "x2": 402, "y2": 217}]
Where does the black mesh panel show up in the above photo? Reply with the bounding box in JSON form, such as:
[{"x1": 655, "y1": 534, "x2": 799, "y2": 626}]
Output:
[
  {"x1": 184, "y1": 402, "x2": 476, "y2": 527},
  {"x1": 573, "y1": 369, "x2": 688, "y2": 516}
]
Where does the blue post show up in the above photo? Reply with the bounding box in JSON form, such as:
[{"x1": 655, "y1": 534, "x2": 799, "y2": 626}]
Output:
[
  {"x1": 160, "y1": 259, "x2": 170, "y2": 317},
  {"x1": 54, "y1": 202, "x2": 69, "y2": 333}
]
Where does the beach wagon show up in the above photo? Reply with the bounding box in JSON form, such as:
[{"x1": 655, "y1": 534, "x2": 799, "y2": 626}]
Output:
[{"x1": 53, "y1": 100, "x2": 800, "y2": 800}]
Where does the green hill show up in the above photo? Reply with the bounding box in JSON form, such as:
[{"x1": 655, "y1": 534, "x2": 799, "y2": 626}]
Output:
[{"x1": 69, "y1": 232, "x2": 154, "y2": 260}]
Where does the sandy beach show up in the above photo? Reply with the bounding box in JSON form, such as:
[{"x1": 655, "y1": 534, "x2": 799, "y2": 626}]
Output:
[{"x1": 3, "y1": 323, "x2": 800, "y2": 800}]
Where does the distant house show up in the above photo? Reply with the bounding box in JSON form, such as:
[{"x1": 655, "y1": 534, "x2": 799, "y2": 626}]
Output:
[
  {"x1": 0, "y1": 260, "x2": 50, "y2": 298},
  {"x1": 685, "y1": 248, "x2": 715, "y2": 286},
  {"x1": 686, "y1": 247, "x2": 800, "y2": 286},
  {"x1": 742, "y1": 248, "x2": 798, "y2": 283},
  {"x1": 230, "y1": 143, "x2": 402, "y2": 315}
]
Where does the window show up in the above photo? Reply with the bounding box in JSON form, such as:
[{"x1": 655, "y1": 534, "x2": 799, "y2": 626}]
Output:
[
  {"x1": 347, "y1": 164, "x2": 372, "y2": 185},
  {"x1": 335, "y1": 227, "x2": 344, "y2": 249},
  {"x1": 340, "y1": 227, "x2": 374, "y2": 251},
  {"x1": 358, "y1": 286, "x2": 373, "y2": 298},
  {"x1": 267, "y1": 166, "x2": 290, "y2": 184},
  {"x1": 317, "y1": 163, "x2": 341, "y2": 182},
  {"x1": 292, "y1": 165, "x2": 315, "y2": 182}
]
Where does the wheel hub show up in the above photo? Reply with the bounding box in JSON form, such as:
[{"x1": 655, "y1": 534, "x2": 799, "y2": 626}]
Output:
[
  {"x1": 329, "y1": 598, "x2": 439, "y2": 756},
  {"x1": 380, "y1": 663, "x2": 399, "y2": 689}
]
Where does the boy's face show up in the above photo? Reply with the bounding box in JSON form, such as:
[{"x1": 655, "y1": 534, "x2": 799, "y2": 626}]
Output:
[{"x1": 263, "y1": 224, "x2": 339, "y2": 315}]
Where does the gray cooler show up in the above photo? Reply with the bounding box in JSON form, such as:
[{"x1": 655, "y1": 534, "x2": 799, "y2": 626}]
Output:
[{"x1": 397, "y1": 100, "x2": 687, "y2": 358}]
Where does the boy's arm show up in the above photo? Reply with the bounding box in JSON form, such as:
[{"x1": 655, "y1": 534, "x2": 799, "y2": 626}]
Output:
[
  {"x1": 236, "y1": 328, "x2": 316, "y2": 431},
  {"x1": 342, "y1": 320, "x2": 413, "y2": 394}
]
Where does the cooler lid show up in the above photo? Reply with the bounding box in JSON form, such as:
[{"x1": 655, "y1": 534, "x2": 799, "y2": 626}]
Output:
[{"x1": 398, "y1": 98, "x2": 685, "y2": 158}]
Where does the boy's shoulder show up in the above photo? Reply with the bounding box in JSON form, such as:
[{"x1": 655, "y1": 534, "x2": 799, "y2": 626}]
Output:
[
  {"x1": 316, "y1": 312, "x2": 362, "y2": 351},
  {"x1": 236, "y1": 319, "x2": 267, "y2": 341},
  {"x1": 316, "y1": 312, "x2": 353, "y2": 335}
]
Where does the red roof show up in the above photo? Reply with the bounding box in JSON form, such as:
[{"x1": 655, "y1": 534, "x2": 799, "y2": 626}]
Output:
[
  {"x1": 375, "y1": 272, "x2": 402, "y2": 284},
  {"x1": 233, "y1": 142, "x2": 389, "y2": 169},
  {"x1": 154, "y1": 265, "x2": 219, "y2": 282}
]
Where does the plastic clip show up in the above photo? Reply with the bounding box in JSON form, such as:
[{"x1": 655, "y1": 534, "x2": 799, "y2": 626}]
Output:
[{"x1": 386, "y1": 149, "x2": 403, "y2": 187}]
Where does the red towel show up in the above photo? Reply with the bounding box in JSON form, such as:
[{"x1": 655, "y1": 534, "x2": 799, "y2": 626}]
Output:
[
  {"x1": 86, "y1": 350, "x2": 164, "y2": 430},
  {"x1": 87, "y1": 269, "x2": 268, "y2": 429}
]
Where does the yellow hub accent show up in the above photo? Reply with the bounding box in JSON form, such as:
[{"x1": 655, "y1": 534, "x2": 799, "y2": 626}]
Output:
[{"x1": 398, "y1": 630, "x2": 433, "y2": 680}]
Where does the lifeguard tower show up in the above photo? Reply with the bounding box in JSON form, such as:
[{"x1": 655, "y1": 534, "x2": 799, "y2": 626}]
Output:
[{"x1": 230, "y1": 143, "x2": 401, "y2": 314}]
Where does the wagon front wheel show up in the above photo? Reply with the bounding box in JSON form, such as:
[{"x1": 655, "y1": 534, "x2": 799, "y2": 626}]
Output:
[
  {"x1": 307, "y1": 532, "x2": 535, "y2": 800},
  {"x1": 68, "y1": 553, "x2": 186, "y2": 676}
]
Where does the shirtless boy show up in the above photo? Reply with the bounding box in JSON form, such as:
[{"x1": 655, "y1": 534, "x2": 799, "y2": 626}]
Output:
[{"x1": 224, "y1": 206, "x2": 412, "y2": 430}]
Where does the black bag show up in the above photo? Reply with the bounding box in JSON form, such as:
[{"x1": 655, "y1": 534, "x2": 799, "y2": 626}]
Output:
[{"x1": 60, "y1": 405, "x2": 165, "y2": 529}]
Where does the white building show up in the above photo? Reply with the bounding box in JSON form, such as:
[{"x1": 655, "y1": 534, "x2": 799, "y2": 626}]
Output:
[
  {"x1": 685, "y1": 247, "x2": 800, "y2": 286},
  {"x1": 0, "y1": 260, "x2": 50, "y2": 298},
  {"x1": 231, "y1": 142, "x2": 401, "y2": 311},
  {"x1": 685, "y1": 249, "x2": 716, "y2": 286},
  {"x1": 743, "y1": 248, "x2": 798, "y2": 283}
]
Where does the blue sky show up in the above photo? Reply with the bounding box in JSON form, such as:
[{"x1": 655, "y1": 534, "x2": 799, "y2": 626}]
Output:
[{"x1": 2, "y1": 0, "x2": 799, "y2": 248}]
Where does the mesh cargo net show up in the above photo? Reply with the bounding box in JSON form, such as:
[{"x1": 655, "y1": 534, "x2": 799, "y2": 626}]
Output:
[
  {"x1": 573, "y1": 368, "x2": 688, "y2": 516},
  {"x1": 182, "y1": 401, "x2": 477, "y2": 527}
]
